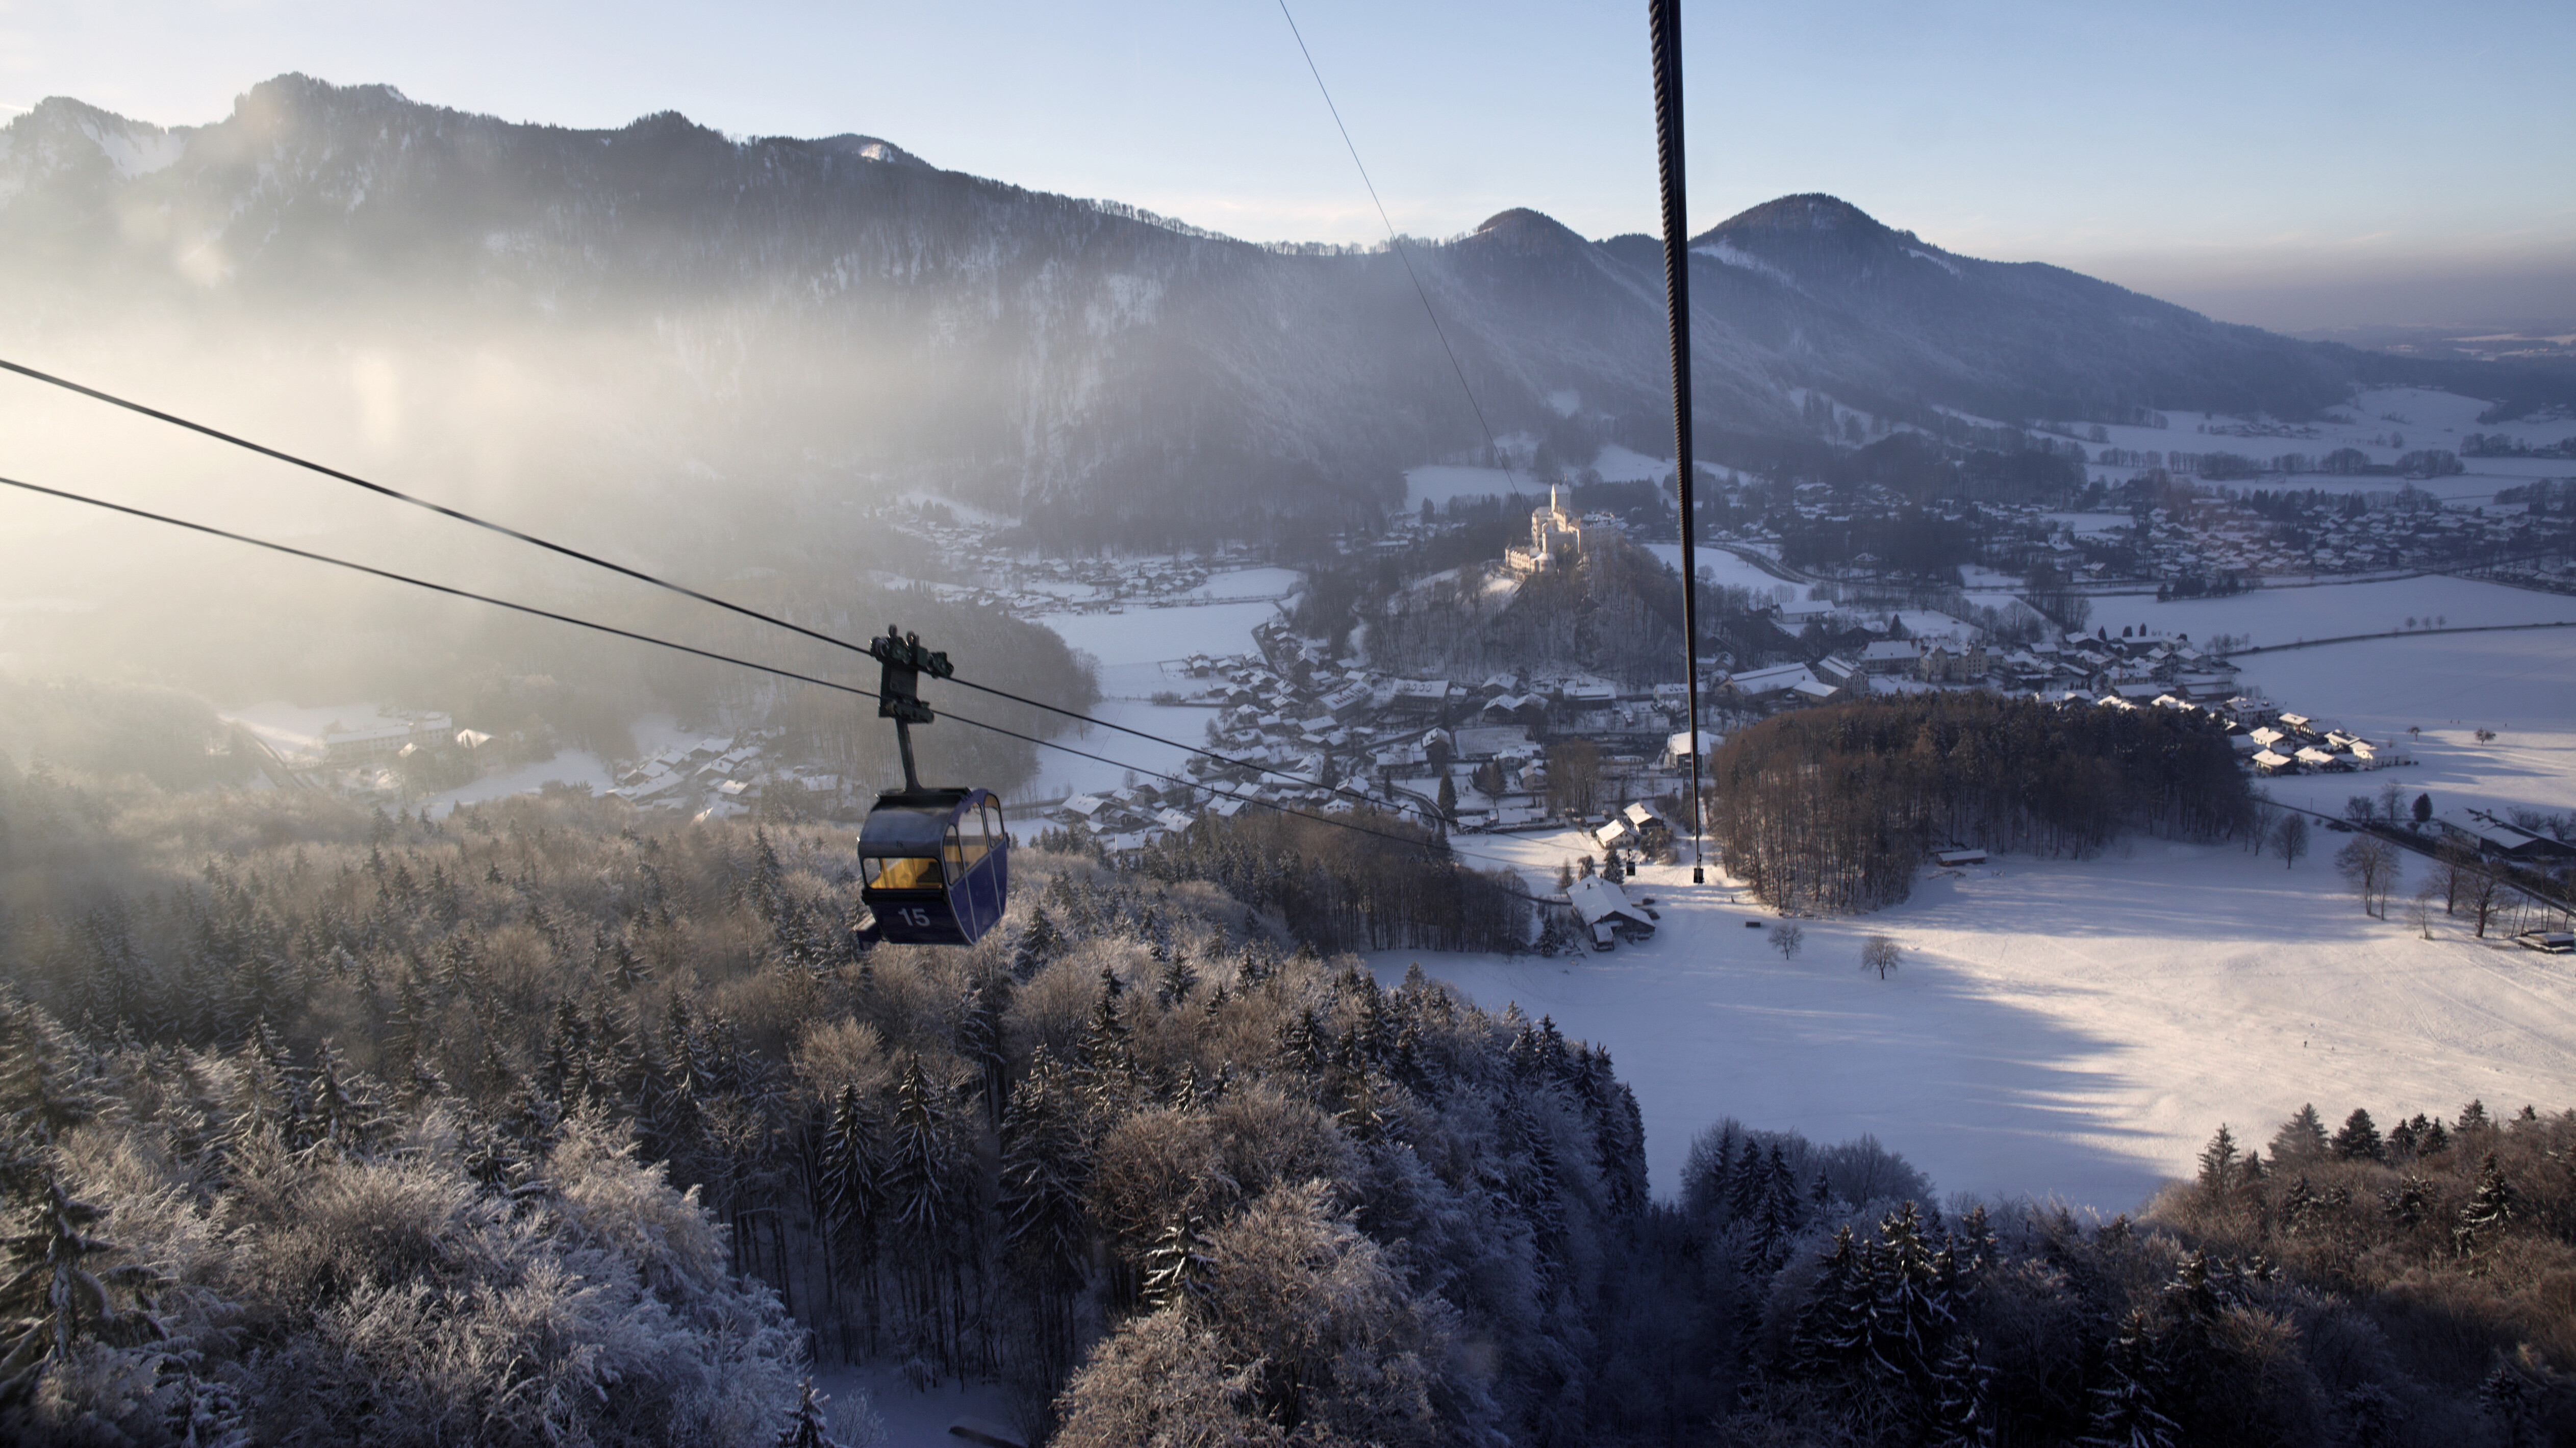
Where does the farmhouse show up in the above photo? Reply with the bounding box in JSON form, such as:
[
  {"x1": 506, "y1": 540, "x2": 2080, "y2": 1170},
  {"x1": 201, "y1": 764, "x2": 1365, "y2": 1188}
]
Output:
[
  {"x1": 2436, "y1": 809, "x2": 2576, "y2": 863},
  {"x1": 1567, "y1": 874, "x2": 1657, "y2": 948}
]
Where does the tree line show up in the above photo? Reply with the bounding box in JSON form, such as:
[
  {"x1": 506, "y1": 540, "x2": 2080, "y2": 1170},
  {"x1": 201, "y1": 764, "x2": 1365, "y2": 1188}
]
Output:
[{"x1": 1707, "y1": 694, "x2": 2256, "y2": 913}]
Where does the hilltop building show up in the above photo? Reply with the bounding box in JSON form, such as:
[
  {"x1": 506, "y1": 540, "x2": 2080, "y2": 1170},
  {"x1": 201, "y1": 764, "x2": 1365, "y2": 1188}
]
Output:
[{"x1": 1506, "y1": 486, "x2": 1588, "y2": 575}]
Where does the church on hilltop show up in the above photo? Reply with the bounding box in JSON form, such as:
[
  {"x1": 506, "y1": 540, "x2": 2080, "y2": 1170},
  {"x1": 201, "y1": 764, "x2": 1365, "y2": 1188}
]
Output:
[{"x1": 1505, "y1": 485, "x2": 1596, "y2": 576}]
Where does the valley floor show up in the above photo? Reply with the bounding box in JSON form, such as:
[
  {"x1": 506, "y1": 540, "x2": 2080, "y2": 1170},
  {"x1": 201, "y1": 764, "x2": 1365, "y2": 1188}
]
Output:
[{"x1": 1375, "y1": 819, "x2": 2576, "y2": 1216}]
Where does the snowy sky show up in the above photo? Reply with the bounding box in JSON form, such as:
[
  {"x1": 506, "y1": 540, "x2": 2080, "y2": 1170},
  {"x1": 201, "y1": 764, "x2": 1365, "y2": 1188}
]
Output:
[{"x1": 10, "y1": 0, "x2": 2572, "y2": 330}]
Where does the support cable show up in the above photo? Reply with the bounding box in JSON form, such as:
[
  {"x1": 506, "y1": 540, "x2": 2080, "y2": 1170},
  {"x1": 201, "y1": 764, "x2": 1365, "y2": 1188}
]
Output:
[
  {"x1": 1649, "y1": 0, "x2": 1710, "y2": 884},
  {"x1": 0, "y1": 471, "x2": 1566, "y2": 893},
  {"x1": 0, "y1": 357, "x2": 1402, "y2": 817},
  {"x1": 1272, "y1": 0, "x2": 1529, "y2": 498}
]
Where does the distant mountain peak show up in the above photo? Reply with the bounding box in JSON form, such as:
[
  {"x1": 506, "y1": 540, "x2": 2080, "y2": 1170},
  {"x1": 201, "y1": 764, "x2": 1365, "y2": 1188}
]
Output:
[
  {"x1": 1701, "y1": 193, "x2": 1898, "y2": 247},
  {"x1": 1466, "y1": 207, "x2": 1586, "y2": 255},
  {"x1": 812, "y1": 134, "x2": 933, "y2": 171}
]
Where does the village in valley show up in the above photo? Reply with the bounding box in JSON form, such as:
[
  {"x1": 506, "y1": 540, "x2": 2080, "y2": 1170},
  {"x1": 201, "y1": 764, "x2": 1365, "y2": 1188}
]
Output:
[{"x1": 211, "y1": 393, "x2": 2576, "y2": 966}]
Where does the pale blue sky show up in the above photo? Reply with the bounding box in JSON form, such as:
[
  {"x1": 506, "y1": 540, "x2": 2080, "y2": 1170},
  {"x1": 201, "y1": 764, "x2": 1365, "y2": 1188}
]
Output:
[{"x1": 7, "y1": 0, "x2": 2571, "y2": 328}]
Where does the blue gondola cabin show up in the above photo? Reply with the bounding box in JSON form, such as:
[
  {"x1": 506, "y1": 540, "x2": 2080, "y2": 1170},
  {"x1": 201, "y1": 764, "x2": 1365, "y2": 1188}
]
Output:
[{"x1": 858, "y1": 787, "x2": 1010, "y2": 945}]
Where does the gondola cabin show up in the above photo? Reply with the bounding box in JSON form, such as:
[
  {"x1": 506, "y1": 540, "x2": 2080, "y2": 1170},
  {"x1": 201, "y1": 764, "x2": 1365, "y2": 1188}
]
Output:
[{"x1": 857, "y1": 787, "x2": 1009, "y2": 946}]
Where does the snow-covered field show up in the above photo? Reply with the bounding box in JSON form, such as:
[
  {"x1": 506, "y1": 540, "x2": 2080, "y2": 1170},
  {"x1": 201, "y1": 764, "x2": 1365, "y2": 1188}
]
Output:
[
  {"x1": 1375, "y1": 827, "x2": 2576, "y2": 1215},
  {"x1": 2099, "y1": 574, "x2": 2576, "y2": 649},
  {"x1": 2041, "y1": 511, "x2": 2136, "y2": 538},
  {"x1": 1643, "y1": 542, "x2": 1797, "y2": 597},
  {"x1": 2240, "y1": 633, "x2": 2576, "y2": 816},
  {"x1": 2077, "y1": 386, "x2": 2572, "y2": 503},
  {"x1": 1022, "y1": 594, "x2": 1284, "y2": 802},
  {"x1": 1181, "y1": 566, "x2": 1300, "y2": 600},
  {"x1": 807, "y1": 1362, "x2": 1016, "y2": 1448},
  {"x1": 1590, "y1": 443, "x2": 1669, "y2": 483}
]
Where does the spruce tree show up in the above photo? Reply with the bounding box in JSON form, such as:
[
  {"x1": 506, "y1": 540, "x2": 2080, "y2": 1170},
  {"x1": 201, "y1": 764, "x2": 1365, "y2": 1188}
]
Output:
[
  {"x1": 957, "y1": 972, "x2": 1012, "y2": 1128},
  {"x1": 1926, "y1": 1332, "x2": 1997, "y2": 1448},
  {"x1": 1012, "y1": 904, "x2": 1063, "y2": 981},
  {"x1": 2454, "y1": 1153, "x2": 2514, "y2": 1259},
  {"x1": 885, "y1": 1055, "x2": 949, "y2": 1245},
  {"x1": 1861, "y1": 1201, "x2": 1951, "y2": 1398},
  {"x1": 1788, "y1": 1226, "x2": 1862, "y2": 1377},
  {"x1": 999, "y1": 1049, "x2": 1088, "y2": 1278},
  {"x1": 774, "y1": 1378, "x2": 839, "y2": 1448},
  {"x1": 2196, "y1": 1124, "x2": 2241, "y2": 1192},
  {"x1": 1141, "y1": 1207, "x2": 1211, "y2": 1311},
  {"x1": 2269, "y1": 1104, "x2": 2330, "y2": 1163},
  {"x1": 0, "y1": 997, "x2": 114, "y2": 1144},
  {"x1": 2080, "y1": 1309, "x2": 2177, "y2": 1448},
  {"x1": 0, "y1": 1160, "x2": 167, "y2": 1401},
  {"x1": 2332, "y1": 1108, "x2": 2385, "y2": 1162}
]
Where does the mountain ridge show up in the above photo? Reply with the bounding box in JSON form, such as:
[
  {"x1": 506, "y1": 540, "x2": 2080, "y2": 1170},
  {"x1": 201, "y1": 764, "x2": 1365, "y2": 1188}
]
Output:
[{"x1": 0, "y1": 74, "x2": 2560, "y2": 545}]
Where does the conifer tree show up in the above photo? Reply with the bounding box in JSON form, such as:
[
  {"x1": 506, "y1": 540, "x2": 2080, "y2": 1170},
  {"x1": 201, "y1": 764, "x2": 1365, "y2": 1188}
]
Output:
[
  {"x1": 957, "y1": 972, "x2": 1012, "y2": 1128},
  {"x1": 774, "y1": 1378, "x2": 839, "y2": 1448},
  {"x1": 2332, "y1": 1108, "x2": 2385, "y2": 1162},
  {"x1": 2081, "y1": 1309, "x2": 2177, "y2": 1448},
  {"x1": 997, "y1": 1047, "x2": 1088, "y2": 1316},
  {"x1": 1141, "y1": 1207, "x2": 1211, "y2": 1311},
  {"x1": 2454, "y1": 1153, "x2": 2515, "y2": 1259},
  {"x1": 1155, "y1": 950, "x2": 1197, "y2": 1009},
  {"x1": 1788, "y1": 1226, "x2": 1863, "y2": 1377},
  {"x1": 1926, "y1": 1332, "x2": 1997, "y2": 1448},
  {"x1": 0, "y1": 997, "x2": 114, "y2": 1144},
  {"x1": 1860, "y1": 1201, "x2": 1951, "y2": 1397},
  {"x1": 2196, "y1": 1124, "x2": 2241, "y2": 1192},
  {"x1": 1012, "y1": 905, "x2": 1063, "y2": 981},
  {"x1": 2268, "y1": 1104, "x2": 2329, "y2": 1163},
  {"x1": 2381, "y1": 1172, "x2": 2431, "y2": 1228},
  {"x1": 885, "y1": 1055, "x2": 949, "y2": 1244},
  {"x1": 0, "y1": 1160, "x2": 167, "y2": 1402},
  {"x1": 2280, "y1": 1174, "x2": 2321, "y2": 1233}
]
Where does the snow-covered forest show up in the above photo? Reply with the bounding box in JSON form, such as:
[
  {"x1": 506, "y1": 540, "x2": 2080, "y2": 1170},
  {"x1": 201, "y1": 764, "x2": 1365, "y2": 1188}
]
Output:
[{"x1": 4, "y1": 751, "x2": 2574, "y2": 1444}]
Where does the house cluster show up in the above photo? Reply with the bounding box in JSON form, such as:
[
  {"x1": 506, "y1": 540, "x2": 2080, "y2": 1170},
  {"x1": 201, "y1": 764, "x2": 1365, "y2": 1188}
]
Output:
[
  {"x1": 607, "y1": 734, "x2": 853, "y2": 821},
  {"x1": 2007, "y1": 627, "x2": 2243, "y2": 701},
  {"x1": 2127, "y1": 491, "x2": 2545, "y2": 582},
  {"x1": 2212, "y1": 705, "x2": 2396, "y2": 775},
  {"x1": 871, "y1": 499, "x2": 1281, "y2": 615},
  {"x1": 1048, "y1": 781, "x2": 1236, "y2": 855},
  {"x1": 1707, "y1": 611, "x2": 2252, "y2": 720},
  {"x1": 1029, "y1": 632, "x2": 1705, "y2": 848}
]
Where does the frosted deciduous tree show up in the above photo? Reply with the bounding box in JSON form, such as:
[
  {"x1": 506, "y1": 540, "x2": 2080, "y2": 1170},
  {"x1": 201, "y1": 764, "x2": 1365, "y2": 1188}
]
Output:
[
  {"x1": 2270, "y1": 814, "x2": 2308, "y2": 870},
  {"x1": 1861, "y1": 936, "x2": 1901, "y2": 979}
]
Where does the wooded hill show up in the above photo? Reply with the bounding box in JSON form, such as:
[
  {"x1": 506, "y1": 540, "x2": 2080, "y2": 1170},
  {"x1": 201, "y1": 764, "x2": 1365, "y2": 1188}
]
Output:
[{"x1": 1707, "y1": 693, "x2": 2257, "y2": 913}]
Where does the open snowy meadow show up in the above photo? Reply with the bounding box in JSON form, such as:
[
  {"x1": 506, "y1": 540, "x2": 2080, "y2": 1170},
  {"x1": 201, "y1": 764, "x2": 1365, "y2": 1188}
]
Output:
[
  {"x1": 2099, "y1": 573, "x2": 2576, "y2": 650},
  {"x1": 1022, "y1": 579, "x2": 1286, "y2": 802},
  {"x1": 1377, "y1": 819, "x2": 2576, "y2": 1217}
]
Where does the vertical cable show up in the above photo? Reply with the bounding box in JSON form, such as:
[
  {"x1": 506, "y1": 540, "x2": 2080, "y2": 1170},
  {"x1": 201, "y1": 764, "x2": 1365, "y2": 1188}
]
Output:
[{"x1": 1650, "y1": 0, "x2": 1707, "y2": 884}]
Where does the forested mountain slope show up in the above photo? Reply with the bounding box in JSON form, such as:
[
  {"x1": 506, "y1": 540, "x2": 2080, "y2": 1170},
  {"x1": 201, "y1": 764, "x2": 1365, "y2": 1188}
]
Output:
[{"x1": 2, "y1": 76, "x2": 2558, "y2": 554}]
